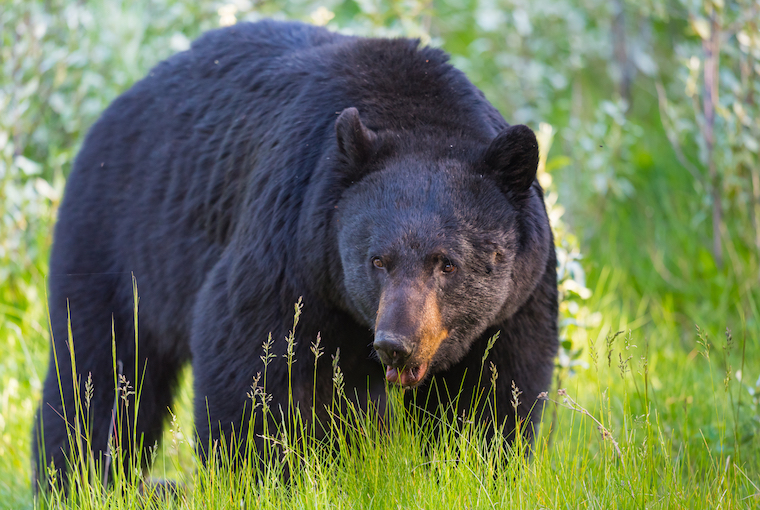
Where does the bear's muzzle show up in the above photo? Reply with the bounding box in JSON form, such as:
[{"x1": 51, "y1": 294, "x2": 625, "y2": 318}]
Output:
[{"x1": 374, "y1": 280, "x2": 448, "y2": 387}]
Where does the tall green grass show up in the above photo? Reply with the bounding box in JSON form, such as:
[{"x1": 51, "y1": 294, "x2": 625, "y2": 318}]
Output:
[{"x1": 22, "y1": 285, "x2": 760, "y2": 509}]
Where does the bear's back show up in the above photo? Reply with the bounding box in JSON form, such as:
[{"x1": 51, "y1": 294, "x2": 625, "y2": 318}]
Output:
[{"x1": 51, "y1": 20, "x2": 508, "y2": 316}]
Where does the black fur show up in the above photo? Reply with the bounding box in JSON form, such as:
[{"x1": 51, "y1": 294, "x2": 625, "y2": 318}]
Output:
[{"x1": 34, "y1": 20, "x2": 558, "y2": 487}]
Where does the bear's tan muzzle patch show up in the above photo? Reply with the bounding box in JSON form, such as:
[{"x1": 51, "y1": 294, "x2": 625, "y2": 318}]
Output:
[{"x1": 375, "y1": 282, "x2": 448, "y2": 387}]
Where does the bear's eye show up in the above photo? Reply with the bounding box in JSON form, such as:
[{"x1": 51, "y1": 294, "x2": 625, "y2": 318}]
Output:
[
  {"x1": 371, "y1": 257, "x2": 385, "y2": 269},
  {"x1": 441, "y1": 258, "x2": 456, "y2": 274}
]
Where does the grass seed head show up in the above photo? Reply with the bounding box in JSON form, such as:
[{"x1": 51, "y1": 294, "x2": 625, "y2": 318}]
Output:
[{"x1": 511, "y1": 380, "x2": 522, "y2": 413}]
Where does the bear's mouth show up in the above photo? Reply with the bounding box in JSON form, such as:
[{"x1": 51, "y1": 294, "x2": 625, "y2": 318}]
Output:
[{"x1": 385, "y1": 361, "x2": 429, "y2": 388}]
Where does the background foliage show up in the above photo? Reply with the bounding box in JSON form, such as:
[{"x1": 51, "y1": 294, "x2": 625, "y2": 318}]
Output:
[{"x1": 1, "y1": 0, "x2": 759, "y2": 507}]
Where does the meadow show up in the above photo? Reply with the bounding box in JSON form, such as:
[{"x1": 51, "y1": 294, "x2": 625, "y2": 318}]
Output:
[{"x1": 2, "y1": 0, "x2": 759, "y2": 508}]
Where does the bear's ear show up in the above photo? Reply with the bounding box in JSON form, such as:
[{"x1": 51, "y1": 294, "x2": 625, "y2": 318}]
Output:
[
  {"x1": 335, "y1": 107, "x2": 378, "y2": 166},
  {"x1": 483, "y1": 124, "x2": 539, "y2": 196}
]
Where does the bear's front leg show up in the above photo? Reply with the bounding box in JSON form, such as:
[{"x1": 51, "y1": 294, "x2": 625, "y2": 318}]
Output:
[{"x1": 189, "y1": 255, "x2": 291, "y2": 467}]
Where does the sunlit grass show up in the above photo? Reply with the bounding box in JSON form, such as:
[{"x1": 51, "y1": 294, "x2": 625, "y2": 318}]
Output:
[{"x1": 3, "y1": 280, "x2": 757, "y2": 508}]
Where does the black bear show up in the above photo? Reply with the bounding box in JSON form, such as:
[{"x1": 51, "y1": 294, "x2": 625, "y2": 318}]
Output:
[{"x1": 34, "y1": 20, "x2": 558, "y2": 488}]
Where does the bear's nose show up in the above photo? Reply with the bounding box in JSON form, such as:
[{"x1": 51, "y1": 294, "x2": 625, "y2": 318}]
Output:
[{"x1": 373, "y1": 331, "x2": 412, "y2": 367}]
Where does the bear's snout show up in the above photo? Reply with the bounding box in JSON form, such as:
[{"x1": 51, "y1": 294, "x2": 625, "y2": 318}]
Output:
[{"x1": 374, "y1": 281, "x2": 448, "y2": 387}]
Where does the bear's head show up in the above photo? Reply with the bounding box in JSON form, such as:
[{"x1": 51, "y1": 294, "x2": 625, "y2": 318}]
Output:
[{"x1": 334, "y1": 107, "x2": 552, "y2": 387}]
